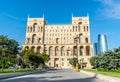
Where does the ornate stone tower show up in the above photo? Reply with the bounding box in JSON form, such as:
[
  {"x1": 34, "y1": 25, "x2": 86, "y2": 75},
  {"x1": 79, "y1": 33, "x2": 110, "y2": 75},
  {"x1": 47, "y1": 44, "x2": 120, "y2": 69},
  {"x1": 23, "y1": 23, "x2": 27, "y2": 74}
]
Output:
[{"x1": 23, "y1": 15, "x2": 46, "y2": 53}]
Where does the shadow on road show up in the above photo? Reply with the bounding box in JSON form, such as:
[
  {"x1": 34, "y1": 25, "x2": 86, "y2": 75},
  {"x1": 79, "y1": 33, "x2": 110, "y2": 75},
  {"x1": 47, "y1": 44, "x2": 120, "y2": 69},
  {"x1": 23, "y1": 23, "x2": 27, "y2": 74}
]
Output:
[
  {"x1": 0, "y1": 69, "x2": 101, "y2": 82},
  {"x1": 0, "y1": 76, "x2": 99, "y2": 82}
]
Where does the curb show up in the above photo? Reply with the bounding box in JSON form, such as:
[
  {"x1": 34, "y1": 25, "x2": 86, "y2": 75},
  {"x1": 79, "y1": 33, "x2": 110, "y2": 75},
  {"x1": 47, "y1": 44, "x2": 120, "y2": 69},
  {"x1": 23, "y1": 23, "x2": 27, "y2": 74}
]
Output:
[
  {"x1": 0, "y1": 70, "x2": 47, "y2": 80},
  {"x1": 80, "y1": 70, "x2": 120, "y2": 82}
]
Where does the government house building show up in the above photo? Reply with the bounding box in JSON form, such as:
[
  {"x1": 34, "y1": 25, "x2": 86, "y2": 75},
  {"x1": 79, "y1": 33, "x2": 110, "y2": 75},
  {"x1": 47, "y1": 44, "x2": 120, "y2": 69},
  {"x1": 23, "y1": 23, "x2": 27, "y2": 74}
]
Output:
[{"x1": 22, "y1": 14, "x2": 93, "y2": 68}]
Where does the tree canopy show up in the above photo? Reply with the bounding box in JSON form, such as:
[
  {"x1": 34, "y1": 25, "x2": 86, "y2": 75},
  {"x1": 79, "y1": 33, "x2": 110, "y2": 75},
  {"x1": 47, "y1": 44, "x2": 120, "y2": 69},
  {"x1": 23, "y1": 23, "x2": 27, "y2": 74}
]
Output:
[
  {"x1": 90, "y1": 47, "x2": 120, "y2": 70},
  {"x1": 0, "y1": 35, "x2": 20, "y2": 69},
  {"x1": 20, "y1": 49, "x2": 50, "y2": 68}
]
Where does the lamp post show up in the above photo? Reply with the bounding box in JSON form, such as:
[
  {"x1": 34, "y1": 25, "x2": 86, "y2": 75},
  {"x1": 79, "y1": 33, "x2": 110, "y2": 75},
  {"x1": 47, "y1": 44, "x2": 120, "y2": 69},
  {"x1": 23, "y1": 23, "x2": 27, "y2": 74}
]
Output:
[{"x1": 75, "y1": 36, "x2": 79, "y2": 72}]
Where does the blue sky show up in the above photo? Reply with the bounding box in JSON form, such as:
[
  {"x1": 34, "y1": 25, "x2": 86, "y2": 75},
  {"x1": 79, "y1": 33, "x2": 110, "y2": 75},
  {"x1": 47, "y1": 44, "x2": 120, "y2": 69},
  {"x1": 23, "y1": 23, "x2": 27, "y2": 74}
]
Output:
[{"x1": 0, "y1": 0, "x2": 120, "y2": 50}]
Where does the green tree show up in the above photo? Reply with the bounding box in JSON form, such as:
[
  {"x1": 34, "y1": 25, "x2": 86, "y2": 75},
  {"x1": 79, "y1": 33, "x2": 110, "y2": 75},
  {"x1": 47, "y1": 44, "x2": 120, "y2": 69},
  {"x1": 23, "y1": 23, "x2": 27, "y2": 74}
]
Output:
[
  {"x1": 40, "y1": 53, "x2": 50, "y2": 63},
  {"x1": 90, "y1": 56, "x2": 100, "y2": 69},
  {"x1": 69, "y1": 57, "x2": 78, "y2": 68},
  {"x1": 0, "y1": 35, "x2": 19, "y2": 70},
  {"x1": 90, "y1": 48, "x2": 120, "y2": 71},
  {"x1": 20, "y1": 50, "x2": 50, "y2": 68}
]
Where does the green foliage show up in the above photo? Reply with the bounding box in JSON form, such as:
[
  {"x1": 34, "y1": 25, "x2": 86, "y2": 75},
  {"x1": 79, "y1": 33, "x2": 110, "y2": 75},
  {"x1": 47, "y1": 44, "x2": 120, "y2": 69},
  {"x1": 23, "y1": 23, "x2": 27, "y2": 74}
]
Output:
[
  {"x1": 20, "y1": 49, "x2": 50, "y2": 68},
  {"x1": 0, "y1": 35, "x2": 20, "y2": 58},
  {"x1": 69, "y1": 57, "x2": 78, "y2": 68},
  {"x1": 41, "y1": 53, "x2": 50, "y2": 63},
  {"x1": 0, "y1": 58, "x2": 16, "y2": 69},
  {"x1": 90, "y1": 56, "x2": 100, "y2": 69},
  {"x1": 0, "y1": 35, "x2": 19, "y2": 69},
  {"x1": 90, "y1": 47, "x2": 120, "y2": 70}
]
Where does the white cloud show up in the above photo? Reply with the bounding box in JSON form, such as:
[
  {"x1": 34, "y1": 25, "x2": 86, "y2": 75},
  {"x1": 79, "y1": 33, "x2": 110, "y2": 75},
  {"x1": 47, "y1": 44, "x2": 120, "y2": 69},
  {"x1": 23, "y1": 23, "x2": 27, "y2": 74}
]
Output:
[
  {"x1": 0, "y1": 13, "x2": 26, "y2": 21},
  {"x1": 94, "y1": 0, "x2": 120, "y2": 19},
  {"x1": 96, "y1": 0, "x2": 113, "y2": 5}
]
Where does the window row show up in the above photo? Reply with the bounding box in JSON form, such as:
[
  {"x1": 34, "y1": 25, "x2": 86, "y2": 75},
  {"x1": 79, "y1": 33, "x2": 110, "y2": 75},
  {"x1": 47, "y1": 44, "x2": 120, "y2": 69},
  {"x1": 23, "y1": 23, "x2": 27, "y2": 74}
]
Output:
[
  {"x1": 73, "y1": 26, "x2": 89, "y2": 32},
  {"x1": 24, "y1": 46, "x2": 91, "y2": 56},
  {"x1": 27, "y1": 23, "x2": 43, "y2": 32}
]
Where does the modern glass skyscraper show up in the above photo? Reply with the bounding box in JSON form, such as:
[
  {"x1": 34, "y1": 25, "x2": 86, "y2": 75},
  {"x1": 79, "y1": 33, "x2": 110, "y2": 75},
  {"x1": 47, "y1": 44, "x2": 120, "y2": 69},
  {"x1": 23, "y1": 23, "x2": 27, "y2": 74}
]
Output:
[
  {"x1": 93, "y1": 43, "x2": 98, "y2": 55},
  {"x1": 98, "y1": 34, "x2": 108, "y2": 54}
]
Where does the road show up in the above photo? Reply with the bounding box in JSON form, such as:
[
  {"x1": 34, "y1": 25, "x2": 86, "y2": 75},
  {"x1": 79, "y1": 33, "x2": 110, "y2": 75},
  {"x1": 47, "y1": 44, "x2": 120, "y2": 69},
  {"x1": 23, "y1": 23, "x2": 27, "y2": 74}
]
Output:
[{"x1": 0, "y1": 69, "x2": 105, "y2": 82}]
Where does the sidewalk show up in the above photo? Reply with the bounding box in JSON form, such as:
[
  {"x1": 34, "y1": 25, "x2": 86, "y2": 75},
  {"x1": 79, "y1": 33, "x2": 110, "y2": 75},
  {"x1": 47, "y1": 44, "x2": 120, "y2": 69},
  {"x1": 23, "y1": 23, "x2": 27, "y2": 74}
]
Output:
[{"x1": 80, "y1": 70, "x2": 120, "y2": 82}]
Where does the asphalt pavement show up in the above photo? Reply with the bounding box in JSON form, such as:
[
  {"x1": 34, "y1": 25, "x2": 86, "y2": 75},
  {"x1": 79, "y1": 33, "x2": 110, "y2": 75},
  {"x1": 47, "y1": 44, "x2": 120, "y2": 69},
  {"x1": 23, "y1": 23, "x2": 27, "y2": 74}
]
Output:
[{"x1": 0, "y1": 69, "x2": 105, "y2": 82}]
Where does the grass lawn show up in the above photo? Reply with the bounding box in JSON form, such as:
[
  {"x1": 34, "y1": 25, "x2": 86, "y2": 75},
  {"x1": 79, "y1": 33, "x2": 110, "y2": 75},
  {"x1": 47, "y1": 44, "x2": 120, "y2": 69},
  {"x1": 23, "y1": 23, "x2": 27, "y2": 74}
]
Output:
[
  {"x1": 83, "y1": 69, "x2": 120, "y2": 78},
  {"x1": 0, "y1": 68, "x2": 39, "y2": 74}
]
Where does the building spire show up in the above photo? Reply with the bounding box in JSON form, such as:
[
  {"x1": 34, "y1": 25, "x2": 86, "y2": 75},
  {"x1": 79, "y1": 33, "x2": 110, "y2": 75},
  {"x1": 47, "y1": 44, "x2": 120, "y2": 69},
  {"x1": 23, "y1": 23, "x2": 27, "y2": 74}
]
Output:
[
  {"x1": 87, "y1": 12, "x2": 89, "y2": 17},
  {"x1": 72, "y1": 13, "x2": 73, "y2": 18},
  {"x1": 27, "y1": 14, "x2": 30, "y2": 20},
  {"x1": 43, "y1": 13, "x2": 44, "y2": 19}
]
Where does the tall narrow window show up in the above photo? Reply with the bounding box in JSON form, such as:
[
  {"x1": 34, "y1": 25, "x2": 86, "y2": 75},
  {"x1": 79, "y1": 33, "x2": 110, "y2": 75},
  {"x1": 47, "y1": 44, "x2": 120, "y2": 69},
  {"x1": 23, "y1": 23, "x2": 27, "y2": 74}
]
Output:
[
  {"x1": 38, "y1": 38, "x2": 41, "y2": 44},
  {"x1": 76, "y1": 26, "x2": 77, "y2": 31},
  {"x1": 27, "y1": 38, "x2": 30, "y2": 44},
  {"x1": 73, "y1": 46, "x2": 77, "y2": 56},
  {"x1": 33, "y1": 23, "x2": 37, "y2": 32},
  {"x1": 37, "y1": 46, "x2": 41, "y2": 53},
  {"x1": 84, "y1": 26, "x2": 86, "y2": 31},
  {"x1": 86, "y1": 46, "x2": 90, "y2": 56},
  {"x1": 73, "y1": 26, "x2": 74, "y2": 32},
  {"x1": 78, "y1": 26, "x2": 80, "y2": 31},
  {"x1": 32, "y1": 34, "x2": 36, "y2": 44},
  {"x1": 61, "y1": 46, "x2": 65, "y2": 56},
  {"x1": 55, "y1": 46, "x2": 59, "y2": 56},
  {"x1": 27, "y1": 27, "x2": 29, "y2": 32},
  {"x1": 85, "y1": 38, "x2": 88, "y2": 43},
  {"x1": 80, "y1": 46, "x2": 83, "y2": 56},
  {"x1": 79, "y1": 34, "x2": 82, "y2": 43},
  {"x1": 49, "y1": 46, "x2": 53, "y2": 55},
  {"x1": 56, "y1": 38, "x2": 59, "y2": 44},
  {"x1": 87, "y1": 26, "x2": 88, "y2": 31},
  {"x1": 41, "y1": 27, "x2": 43, "y2": 32},
  {"x1": 31, "y1": 46, "x2": 35, "y2": 51}
]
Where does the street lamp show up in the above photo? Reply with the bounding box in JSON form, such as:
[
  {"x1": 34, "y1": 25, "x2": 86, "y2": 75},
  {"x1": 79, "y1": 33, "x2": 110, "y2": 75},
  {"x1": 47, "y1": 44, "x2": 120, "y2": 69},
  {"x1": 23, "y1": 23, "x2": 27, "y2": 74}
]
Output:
[{"x1": 75, "y1": 36, "x2": 79, "y2": 72}]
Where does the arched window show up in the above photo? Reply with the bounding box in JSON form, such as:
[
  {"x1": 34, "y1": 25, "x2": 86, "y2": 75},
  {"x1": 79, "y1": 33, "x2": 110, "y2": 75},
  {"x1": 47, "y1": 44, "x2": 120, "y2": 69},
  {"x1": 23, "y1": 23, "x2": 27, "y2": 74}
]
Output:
[
  {"x1": 85, "y1": 38, "x2": 89, "y2": 43},
  {"x1": 38, "y1": 27, "x2": 40, "y2": 32},
  {"x1": 61, "y1": 46, "x2": 65, "y2": 56},
  {"x1": 55, "y1": 46, "x2": 59, "y2": 56},
  {"x1": 38, "y1": 38, "x2": 41, "y2": 44},
  {"x1": 31, "y1": 46, "x2": 35, "y2": 51},
  {"x1": 24, "y1": 46, "x2": 29, "y2": 50},
  {"x1": 67, "y1": 50, "x2": 71, "y2": 56},
  {"x1": 84, "y1": 26, "x2": 86, "y2": 31},
  {"x1": 33, "y1": 23, "x2": 37, "y2": 32},
  {"x1": 76, "y1": 26, "x2": 77, "y2": 31},
  {"x1": 79, "y1": 22, "x2": 82, "y2": 24},
  {"x1": 86, "y1": 46, "x2": 90, "y2": 56},
  {"x1": 41, "y1": 27, "x2": 43, "y2": 32},
  {"x1": 73, "y1": 26, "x2": 74, "y2": 32},
  {"x1": 78, "y1": 26, "x2": 80, "y2": 31},
  {"x1": 87, "y1": 26, "x2": 88, "y2": 31},
  {"x1": 73, "y1": 46, "x2": 77, "y2": 56},
  {"x1": 37, "y1": 46, "x2": 41, "y2": 53},
  {"x1": 80, "y1": 46, "x2": 83, "y2": 56},
  {"x1": 32, "y1": 34, "x2": 36, "y2": 44},
  {"x1": 49, "y1": 46, "x2": 53, "y2": 55},
  {"x1": 27, "y1": 38, "x2": 30, "y2": 44},
  {"x1": 56, "y1": 38, "x2": 59, "y2": 44},
  {"x1": 79, "y1": 34, "x2": 82, "y2": 43},
  {"x1": 27, "y1": 27, "x2": 29, "y2": 32}
]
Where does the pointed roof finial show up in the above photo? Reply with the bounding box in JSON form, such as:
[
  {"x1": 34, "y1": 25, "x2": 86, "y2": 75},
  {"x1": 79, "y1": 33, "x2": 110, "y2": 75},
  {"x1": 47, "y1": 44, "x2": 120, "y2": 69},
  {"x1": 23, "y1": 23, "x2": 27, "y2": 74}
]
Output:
[
  {"x1": 28, "y1": 14, "x2": 30, "y2": 19},
  {"x1": 72, "y1": 13, "x2": 73, "y2": 18},
  {"x1": 87, "y1": 12, "x2": 89, "y2": 17}
]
